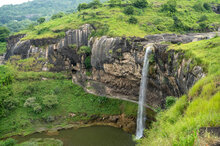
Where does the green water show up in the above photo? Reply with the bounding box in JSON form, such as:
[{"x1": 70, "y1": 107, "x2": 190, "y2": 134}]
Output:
[{"x1": 15, "y1": 126, "x2": 135, "y2": 146}]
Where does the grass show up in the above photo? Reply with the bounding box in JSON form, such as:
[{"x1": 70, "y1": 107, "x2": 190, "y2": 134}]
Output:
[
  {"x1": 15, "y1": 0, "x2": 220, "y2": 40},
  {"x1": 169, "y1": 37, "x2": 220, "y2": 74},
  {"x1": 140, "y1": 36, "x2": 220, "y2": 146},
  {"x1": 0, "y1": 65, "x2": 138, "y2": 138}
]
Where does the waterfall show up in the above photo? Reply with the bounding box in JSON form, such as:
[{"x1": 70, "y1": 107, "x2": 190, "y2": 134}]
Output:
[{"x1": 136, "y1": 46, "x2": 151, "y2": 139}]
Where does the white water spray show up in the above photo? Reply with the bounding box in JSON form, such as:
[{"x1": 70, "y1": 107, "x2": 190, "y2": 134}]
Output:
[{"x1": 136, "y1": 46, "x2": 151, "y2": 139}]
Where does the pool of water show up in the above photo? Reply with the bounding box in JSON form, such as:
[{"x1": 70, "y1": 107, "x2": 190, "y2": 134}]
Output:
[{"x1": 15, "y1": 126, "x2": 136, "y2": 146}]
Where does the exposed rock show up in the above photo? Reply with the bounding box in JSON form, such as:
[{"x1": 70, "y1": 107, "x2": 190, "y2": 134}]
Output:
[{"x1": 5, "y1": 25, "x2": 218, "y2": 108}]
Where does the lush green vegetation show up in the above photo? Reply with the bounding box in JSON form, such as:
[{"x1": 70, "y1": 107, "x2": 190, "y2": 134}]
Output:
[
  {"x1": 0, "y1": 0, "x2": 100, "y2": 32},
  {"x1": 0, "y1": 62, "x2": 138, "y2": 138},
  {"x1": 16, "y1": 0, "x2": 220, "y2": 40},
  {"x1": 139, "y1": 37, "x2": 220, "y2": 146},
  {"x1": 0, "y1": 26, "x2": 10, "y2": 55}
]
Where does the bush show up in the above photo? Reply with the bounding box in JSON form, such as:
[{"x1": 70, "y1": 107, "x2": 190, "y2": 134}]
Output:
[
  {"x1": 123, "y1": 6, "x2": 134, "y2": 15},
  {"x1": 161, "y1": 0, "x2": 177, "y2": 14},
  {"x1": 203, "y1": 3, "x2": 211, "y2": 11},
  {"x1": 42, "y1": 95, "x2": 58, "y2": 109},
  {"x1": 165, "y1": 96, "x2": 177, "y2": 109},
  {"x1": 3, "y1": 97, "x2": 18, "y2": 110},
  {"x1": 24, "y1": 97, "x2": 42, "y2": 113},
  {"x1": 133, "y1": 0, "x2": 148, "y2": 8},
  {"x1": 193, "y1": 3, "x2": 205, "y2": 12},
  {"x1": 128, "y1": 16, "x2": 138, "y2": 24},
  {"x1": 51, "y1": 12, "x2": 65, "y2": 20},
  {"x1": 78, "y1": 46, "x2": 91, "y2": 54},
  {"x1": 37, "y1": 17, "x2": 45, "y2": 24},
  {"x1": 198, "y1": 15, "x2": 208, "y2": 22},
  {"x1": 0, "y1": 138, "x2": 16, "y2": 146},
  {"x1": 84, "y1": 56, "x2": 92, "y2": 69},
  {"x1": 199, "y1": 21, "x2": 210, "y2": 31},
  {"x1": 173, "y1": 15, "x2": 184, "y2": 29},
  {"x1": 77, "y1": 3, "x2": 88, "y2": 11}
]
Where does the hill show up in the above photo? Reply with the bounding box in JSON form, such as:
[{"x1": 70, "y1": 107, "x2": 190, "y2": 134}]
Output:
[
  {"x1": 0, "y1": 0, "x2": 97, "y2": 32},
  {"x1": 16, "y1": 0, "x2": 220, "y2": 40}
]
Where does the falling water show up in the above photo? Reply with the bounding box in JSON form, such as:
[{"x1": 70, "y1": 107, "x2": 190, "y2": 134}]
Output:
[{"x1": 136, "y1": 46, "x2": 151, "y2": 139}]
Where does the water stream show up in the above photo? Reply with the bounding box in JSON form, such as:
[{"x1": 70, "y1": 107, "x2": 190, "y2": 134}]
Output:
[{"x1": 136, "y1": 46, "x2": 151, "y2": 139}]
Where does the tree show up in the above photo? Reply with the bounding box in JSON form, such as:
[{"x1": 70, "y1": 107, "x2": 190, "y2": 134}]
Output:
[
  {"x1": 51, "y1": 12, "x2": 65, "y2": 20},
  {"x1": 88, "y1": 0, "x2": 102, "y2": 9},
  {"x1": 77, "y1": 3, "x2": 88, "y2": 11},
  {"x1": 0, "y1": 26, "x2": 10, "y2": 42},
  {"x1": 37, "y1": 17, "x2": 45, "y2": 24},
  {"x1": 133, "y1": 0, "x2": 148, "y2": 8},
  {"x1": 128, "y1": 16, "x2": 138, "y2": 24},
  {"x1": 124, "y1": 6, "x2": 134, "y2": 15},
  {"x1": 203, "y1": 3, "x2": 211, "y2": 11},
  {"x1": 161, "y1": 0, "x2": 177, "y2": 14}
]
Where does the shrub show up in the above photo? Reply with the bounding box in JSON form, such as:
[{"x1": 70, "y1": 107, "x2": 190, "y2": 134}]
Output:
[
  {"x1": 199, "y1": 21, "x2": 209, "y2": 31},
  {"x1": 198, "y1": 15, "x2": 208, "y2": 22},
  {"x1": 77, "y1": 3, "x2": 88, "y2": 11},
  {"x1": 173, "y1": 15, "x2": 184, "y2": 29},
  {"x1": 3, "y1": 97, "x2": 18, "y2": 110},
  {"x1": 123, "y1": 6, "x2": 134, "y2": 15},
  {"x1": 109, "y1": 0, "x2": 121, "y2": 7},
  {"x1": 84, "y1": 56, "x2": 92, "y2": 69},
  {"x1": 161, "y1": 0, "x2": 177, "y2": 14},
  {"x1": 128, "y1": 16, "x2": 138, "y2": 24},
  {"x1": 51, "y1": 12, "x2": 65, "y2": 20},
  {"x1": 37, "y1": 17, "x2": 45, "y2": 24},
  {"x1": 193, "y1": 3, "x2": 205, "y2": 12},
  {"x1": 0, "y1": 138, "x2": 16, "y2": 146},
  {"x1": 133, "y1": 0, "x2": 148, "y2": 8},
  {"x1": 78, "y1": 46, "x2": 91, "y2": 54},
  {"x1": 165, "y1": 96, "x2": 177, "y2": 109},
  {"x1": 88, "y1": 0, "x2": 102, "y2": 9},
  {"x1": 42, "y1": 95, "x2": 58, "y2": 109},
  {"x1": 203, "y1": 3, "x2": 211, "y2": 11},
  {"x1": 24, "y1": 97, "x2": 42, "y2": 113}
]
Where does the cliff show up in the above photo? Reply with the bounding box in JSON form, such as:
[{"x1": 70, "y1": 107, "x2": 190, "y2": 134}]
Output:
[{"x1": 5, "y1": 24, "x2": 219, "y2": 108}]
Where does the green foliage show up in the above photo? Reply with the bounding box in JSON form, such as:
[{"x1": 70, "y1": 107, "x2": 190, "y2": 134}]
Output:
[
  {"x1": 0, "y1": 26, "x2": 10, "y2": 42},
  {"x1": 108, "y1": 0, "x2": 121, "y2": 7},
  {"x1": 37, "y1": 17, "x2": 46, "y2": 24},
  {"x1": 198, "y1": 15, "x2": 208, "y2": 22},
  {"x1": 42, "y1": 95, "x2": 59, "y2": 109},
  {"x1": 78, "y1": 3, "x2": 89, "y2": 11},
  {"x1": 18, "y1": 138, "x2": 63, "y2": 146},
  {"x1": 84, "y1": 56, "x2": 92, "y2": 69},
  {"x1": 193, "y1": 3, "x2": 205, "y2": 12},
  {"x1": 128, "y1": 16, "x2": 138, "y2": 24},
  {"x1": 133, "y1": 0, "x2": 148, "y2": 8},
  {"x1": 0, "y1": 0, "x2": 96, "y2": 32},
  {"x1": 24, "y1": 97, "x2": 42, "y2": 114},
  {"x1": 51, "y1": 12, "x2": 65, "y2": 20},
  {"x1": 161, "y1": 0, "x2": 177, "y2": 14},
  {"x1": 0, "y1": 138, "x2": 16, "y2": 146},
  {"x1": 123, "y1": 6, "x2": 134, "y2": 15},
  {"x1": 141, "y1": 37, "x2": 220, "y2": 146},
  {"x1": 203, "y1": 3, "x2": 212, "y2": 11},
  {"x1": 172, "y1": 15, "x2": 184, "y2": 30},
  {"x1": 165, "y1": 96, "x2": 177, "y2": 109},
  {"x1": 0, "y1": 42, "x2": 7, "y2": 55},
  {"x1": 78, "y1": 46, "x2": 91, "y2": 54}
]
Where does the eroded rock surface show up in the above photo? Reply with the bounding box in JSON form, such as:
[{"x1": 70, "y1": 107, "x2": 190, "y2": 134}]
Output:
[{"x1": 5, "y1": 25, "x2": 218, "y2": 108}]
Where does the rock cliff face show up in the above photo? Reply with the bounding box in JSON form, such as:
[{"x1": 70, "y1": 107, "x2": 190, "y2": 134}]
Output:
[{"x1": 5, "y1": 24, "x2": 219, "y2": 108}]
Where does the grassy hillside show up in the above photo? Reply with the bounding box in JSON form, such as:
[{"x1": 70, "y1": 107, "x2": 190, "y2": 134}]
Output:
[
  {"x1": 17, "y1": 0, "x2": 220, "y2": 40},
  {"x1": 139, "y1": 37, "x2": 220, "y2": 146},
  {"x1": 0, "y1": 64, "x2": 138, "y2": 138},
  {"x1": 0, "y1": 0, "x2": 100, "y2": 32}
]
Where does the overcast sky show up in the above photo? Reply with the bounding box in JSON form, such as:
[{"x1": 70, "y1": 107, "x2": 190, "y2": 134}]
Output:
[{"x1": 0, "y1": 0, "x2": 33, "y2": 7}]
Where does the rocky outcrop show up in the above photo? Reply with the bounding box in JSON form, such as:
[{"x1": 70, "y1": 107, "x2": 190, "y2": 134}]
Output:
[
  {"x1": 5, "y1": 24, "x2": 92, "y2": 71},
  {"x1": 5, "y1": 25, "x2": 219, "y2": 108},
  {"x1": 74, "y1": 33, "x2": 210, "y2": 108}
]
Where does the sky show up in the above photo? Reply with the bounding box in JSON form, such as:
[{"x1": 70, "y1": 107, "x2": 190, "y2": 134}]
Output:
[{"x1": 0, "y1": 0, "x2": 33, "y2": 7}]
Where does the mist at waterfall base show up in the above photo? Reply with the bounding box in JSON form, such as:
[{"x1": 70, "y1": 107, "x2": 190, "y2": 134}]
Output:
[{"x1": 136, "y1": 47, "x2": 151, "y2": 139}]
